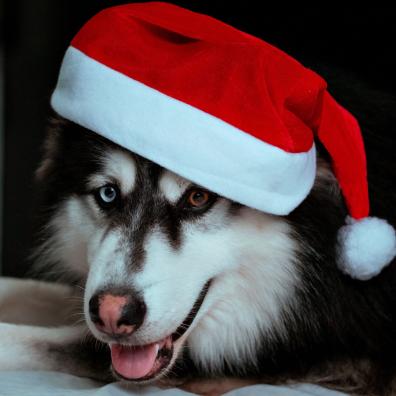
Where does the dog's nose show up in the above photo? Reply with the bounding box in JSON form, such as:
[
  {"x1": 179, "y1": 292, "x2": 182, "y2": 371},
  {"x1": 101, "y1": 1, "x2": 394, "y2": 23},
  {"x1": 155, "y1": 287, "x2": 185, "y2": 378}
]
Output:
[{"x1": 89, "y1": 292, "x2": 146, "y2": 336}]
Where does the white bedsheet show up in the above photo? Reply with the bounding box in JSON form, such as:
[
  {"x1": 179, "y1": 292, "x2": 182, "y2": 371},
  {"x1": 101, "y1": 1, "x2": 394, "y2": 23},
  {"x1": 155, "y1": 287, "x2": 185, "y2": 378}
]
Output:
[{"x1": 0, "y1": 371, "x2": 348, "y2": 396}]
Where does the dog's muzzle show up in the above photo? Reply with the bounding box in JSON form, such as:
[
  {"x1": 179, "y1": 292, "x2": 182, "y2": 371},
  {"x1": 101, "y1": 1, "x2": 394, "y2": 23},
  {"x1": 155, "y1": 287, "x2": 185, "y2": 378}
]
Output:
[{"x1": 109, "y1": 279, "x2": 212, "y2": 382}]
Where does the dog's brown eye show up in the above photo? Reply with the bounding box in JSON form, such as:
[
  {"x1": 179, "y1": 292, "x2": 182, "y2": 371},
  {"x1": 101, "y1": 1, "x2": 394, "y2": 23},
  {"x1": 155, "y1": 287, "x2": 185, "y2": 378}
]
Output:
[{"x1": 188, "y1": 190, "x2": 210, "y2": 208}]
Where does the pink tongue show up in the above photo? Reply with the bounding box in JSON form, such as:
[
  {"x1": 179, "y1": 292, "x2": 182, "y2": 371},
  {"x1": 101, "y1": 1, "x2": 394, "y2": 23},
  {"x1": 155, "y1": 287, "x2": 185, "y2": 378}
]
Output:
[{"x1": 111, "y1": 343, "x2": 158, "y2": 379}]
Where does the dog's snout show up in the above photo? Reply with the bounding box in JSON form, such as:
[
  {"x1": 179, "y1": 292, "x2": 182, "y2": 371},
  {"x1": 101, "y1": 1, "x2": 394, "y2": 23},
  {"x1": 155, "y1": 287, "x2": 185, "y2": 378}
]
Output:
[{"x1": 89, "y1": 291, "x2": 146, "y2": 336}]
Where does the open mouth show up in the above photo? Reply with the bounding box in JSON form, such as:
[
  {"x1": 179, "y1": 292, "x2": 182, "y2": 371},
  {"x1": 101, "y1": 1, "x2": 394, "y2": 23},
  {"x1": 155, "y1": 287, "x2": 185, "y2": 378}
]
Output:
[{"x1": 110, "y1": 279, "x2": 212, "y2": 382}]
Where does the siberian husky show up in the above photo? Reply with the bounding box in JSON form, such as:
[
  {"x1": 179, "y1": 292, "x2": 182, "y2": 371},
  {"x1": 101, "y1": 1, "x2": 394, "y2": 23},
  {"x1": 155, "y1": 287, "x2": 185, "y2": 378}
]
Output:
[{"x1": 0, "y1": 77, "x2": 395, "y2": 395}]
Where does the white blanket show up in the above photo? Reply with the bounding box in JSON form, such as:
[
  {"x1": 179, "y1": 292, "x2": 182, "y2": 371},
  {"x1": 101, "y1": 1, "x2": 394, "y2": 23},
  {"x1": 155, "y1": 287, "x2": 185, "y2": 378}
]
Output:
[{"x1": 0, "y1": 371, "x2": 348, "y2": 396}]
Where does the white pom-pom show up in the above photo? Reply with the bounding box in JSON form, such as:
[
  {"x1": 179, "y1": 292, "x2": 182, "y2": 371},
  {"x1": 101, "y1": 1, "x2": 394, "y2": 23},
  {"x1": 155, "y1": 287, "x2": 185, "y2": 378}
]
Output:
[{"x1": 337, "y1": 216, "x2": 396, "y2": 280}]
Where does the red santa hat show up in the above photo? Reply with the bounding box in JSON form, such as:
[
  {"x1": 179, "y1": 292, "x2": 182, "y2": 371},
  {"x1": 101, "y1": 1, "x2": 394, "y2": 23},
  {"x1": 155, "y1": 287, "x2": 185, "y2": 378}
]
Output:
[{"x1": 51, "y1": 2, "x2": 395, "y2": 280}]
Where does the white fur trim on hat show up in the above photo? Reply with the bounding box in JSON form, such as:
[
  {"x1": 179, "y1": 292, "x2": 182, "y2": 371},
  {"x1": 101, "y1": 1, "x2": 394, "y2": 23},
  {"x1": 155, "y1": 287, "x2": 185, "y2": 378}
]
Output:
[
  {"x1": 51, "y1": 46, "x2": 316, "y2": 216},
  {"x1": 337, "y1": 216, "x2": 396, "y2": 280}
]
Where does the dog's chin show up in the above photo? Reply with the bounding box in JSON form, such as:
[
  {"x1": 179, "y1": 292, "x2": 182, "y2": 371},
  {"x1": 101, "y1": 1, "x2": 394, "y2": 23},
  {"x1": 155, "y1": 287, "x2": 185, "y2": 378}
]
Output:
[{"x1": 87, "y1": 280, "x2": 212, "y2": 383}]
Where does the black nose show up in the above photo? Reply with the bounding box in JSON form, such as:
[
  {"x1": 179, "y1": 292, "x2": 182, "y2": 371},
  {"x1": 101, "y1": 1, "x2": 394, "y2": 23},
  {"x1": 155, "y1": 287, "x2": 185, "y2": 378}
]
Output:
[
  {"x1": 88, "y1": 289, "x2": 147, "y2": 335},
  {"x1": 88, "y1": 293, "x2": 102, "y2": 325},
  {"x1": 118, "y1": 297, "x2": 147, "y2": 329}
]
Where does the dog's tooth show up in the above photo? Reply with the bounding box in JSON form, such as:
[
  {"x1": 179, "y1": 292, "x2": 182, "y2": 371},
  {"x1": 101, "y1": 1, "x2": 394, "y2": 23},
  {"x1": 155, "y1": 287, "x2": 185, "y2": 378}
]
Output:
[{"x1": 154, "y1": 343, "x2": 160, "y2": 355}]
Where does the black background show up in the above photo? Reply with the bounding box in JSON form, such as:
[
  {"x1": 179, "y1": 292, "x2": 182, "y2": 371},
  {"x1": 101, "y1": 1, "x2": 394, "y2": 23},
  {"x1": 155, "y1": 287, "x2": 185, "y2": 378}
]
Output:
[{"x1": 2, "y1": 2, "x2": 396, "y2": 277}]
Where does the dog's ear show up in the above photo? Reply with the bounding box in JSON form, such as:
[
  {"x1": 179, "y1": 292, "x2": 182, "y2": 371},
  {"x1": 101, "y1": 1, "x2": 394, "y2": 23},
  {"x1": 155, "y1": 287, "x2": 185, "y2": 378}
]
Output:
[{"x1": 35, "y1": 114, "x2": 66, "y2": 182}]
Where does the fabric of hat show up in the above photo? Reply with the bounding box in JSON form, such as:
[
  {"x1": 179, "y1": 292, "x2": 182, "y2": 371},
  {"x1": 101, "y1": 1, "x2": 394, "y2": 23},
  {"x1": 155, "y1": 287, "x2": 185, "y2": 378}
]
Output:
[{"x1": 51, "y1": 1, "x2": 396, "y2": 281}]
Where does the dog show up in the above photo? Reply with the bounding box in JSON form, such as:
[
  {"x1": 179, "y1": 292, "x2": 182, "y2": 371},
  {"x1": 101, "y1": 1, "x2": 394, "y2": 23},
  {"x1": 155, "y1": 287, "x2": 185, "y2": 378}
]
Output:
[
  {"x1": 0, "y1": 94, "x2": 394, "y2": 396},
  {"x1": 0, "y1": 33, "x2": 396, "y2": 396}
]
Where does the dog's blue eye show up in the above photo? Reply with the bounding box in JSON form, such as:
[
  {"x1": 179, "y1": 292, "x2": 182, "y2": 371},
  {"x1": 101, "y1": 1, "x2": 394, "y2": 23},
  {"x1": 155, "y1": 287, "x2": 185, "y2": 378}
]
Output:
[
  {"x1": 95, "y1": 185, "x2": 119, "y2": 208},
  {"x1": 100, "y1": 186, "x2": 117, "y2": 202}
]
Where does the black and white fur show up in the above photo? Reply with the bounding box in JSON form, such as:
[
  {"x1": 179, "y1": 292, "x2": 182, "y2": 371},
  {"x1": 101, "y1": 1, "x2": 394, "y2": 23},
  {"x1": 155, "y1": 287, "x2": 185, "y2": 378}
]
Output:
[{"x1": 0, "y1": 71, "x2": 395, "y2": 396}]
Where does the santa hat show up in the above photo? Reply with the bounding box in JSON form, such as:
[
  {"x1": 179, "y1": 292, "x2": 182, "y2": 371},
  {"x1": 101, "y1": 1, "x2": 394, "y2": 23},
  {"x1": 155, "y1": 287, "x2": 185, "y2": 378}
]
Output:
[{"x1": 51, "y1": 2, "x2": 395, "y2": 280}]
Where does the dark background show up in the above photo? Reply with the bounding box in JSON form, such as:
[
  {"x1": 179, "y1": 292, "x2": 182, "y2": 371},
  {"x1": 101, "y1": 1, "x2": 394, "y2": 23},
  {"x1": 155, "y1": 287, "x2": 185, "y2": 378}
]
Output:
[{"x1": 1, "y1": 2, "x2": 396, "y2": 277}]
